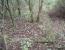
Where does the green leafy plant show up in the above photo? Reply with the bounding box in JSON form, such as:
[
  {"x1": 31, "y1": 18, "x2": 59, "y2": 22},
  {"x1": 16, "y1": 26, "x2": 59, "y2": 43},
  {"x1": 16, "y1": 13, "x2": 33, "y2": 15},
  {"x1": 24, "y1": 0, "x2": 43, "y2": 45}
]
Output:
[{"x1": 20, "y1": 38, "x2": 33, "y2": 50}]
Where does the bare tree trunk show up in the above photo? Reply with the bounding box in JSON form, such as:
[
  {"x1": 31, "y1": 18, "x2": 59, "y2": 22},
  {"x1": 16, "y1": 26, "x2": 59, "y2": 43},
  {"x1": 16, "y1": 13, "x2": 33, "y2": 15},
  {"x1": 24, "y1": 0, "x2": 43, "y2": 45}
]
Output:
[
  {"x1": 36, "y1": 0, "x2": 43, "y2": 22},
  {"x1": 24, "y1": 0, "x2": 33, "y2": 22},
  {"x1": 29, "y1": 0, "x2": 33, "y2": 22},
  {"x1": 5, "y1": 0, "x2": 15, "y2": 32},
  {"x1": 0, "y1": 28, "x2": 7, "y2": 50},
  {"x1": 0, "y1": 0, "x2": 7, "y2": 50},
  {"x1": 16, "y1": 0, "x2": 21, "y2": 18}
]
